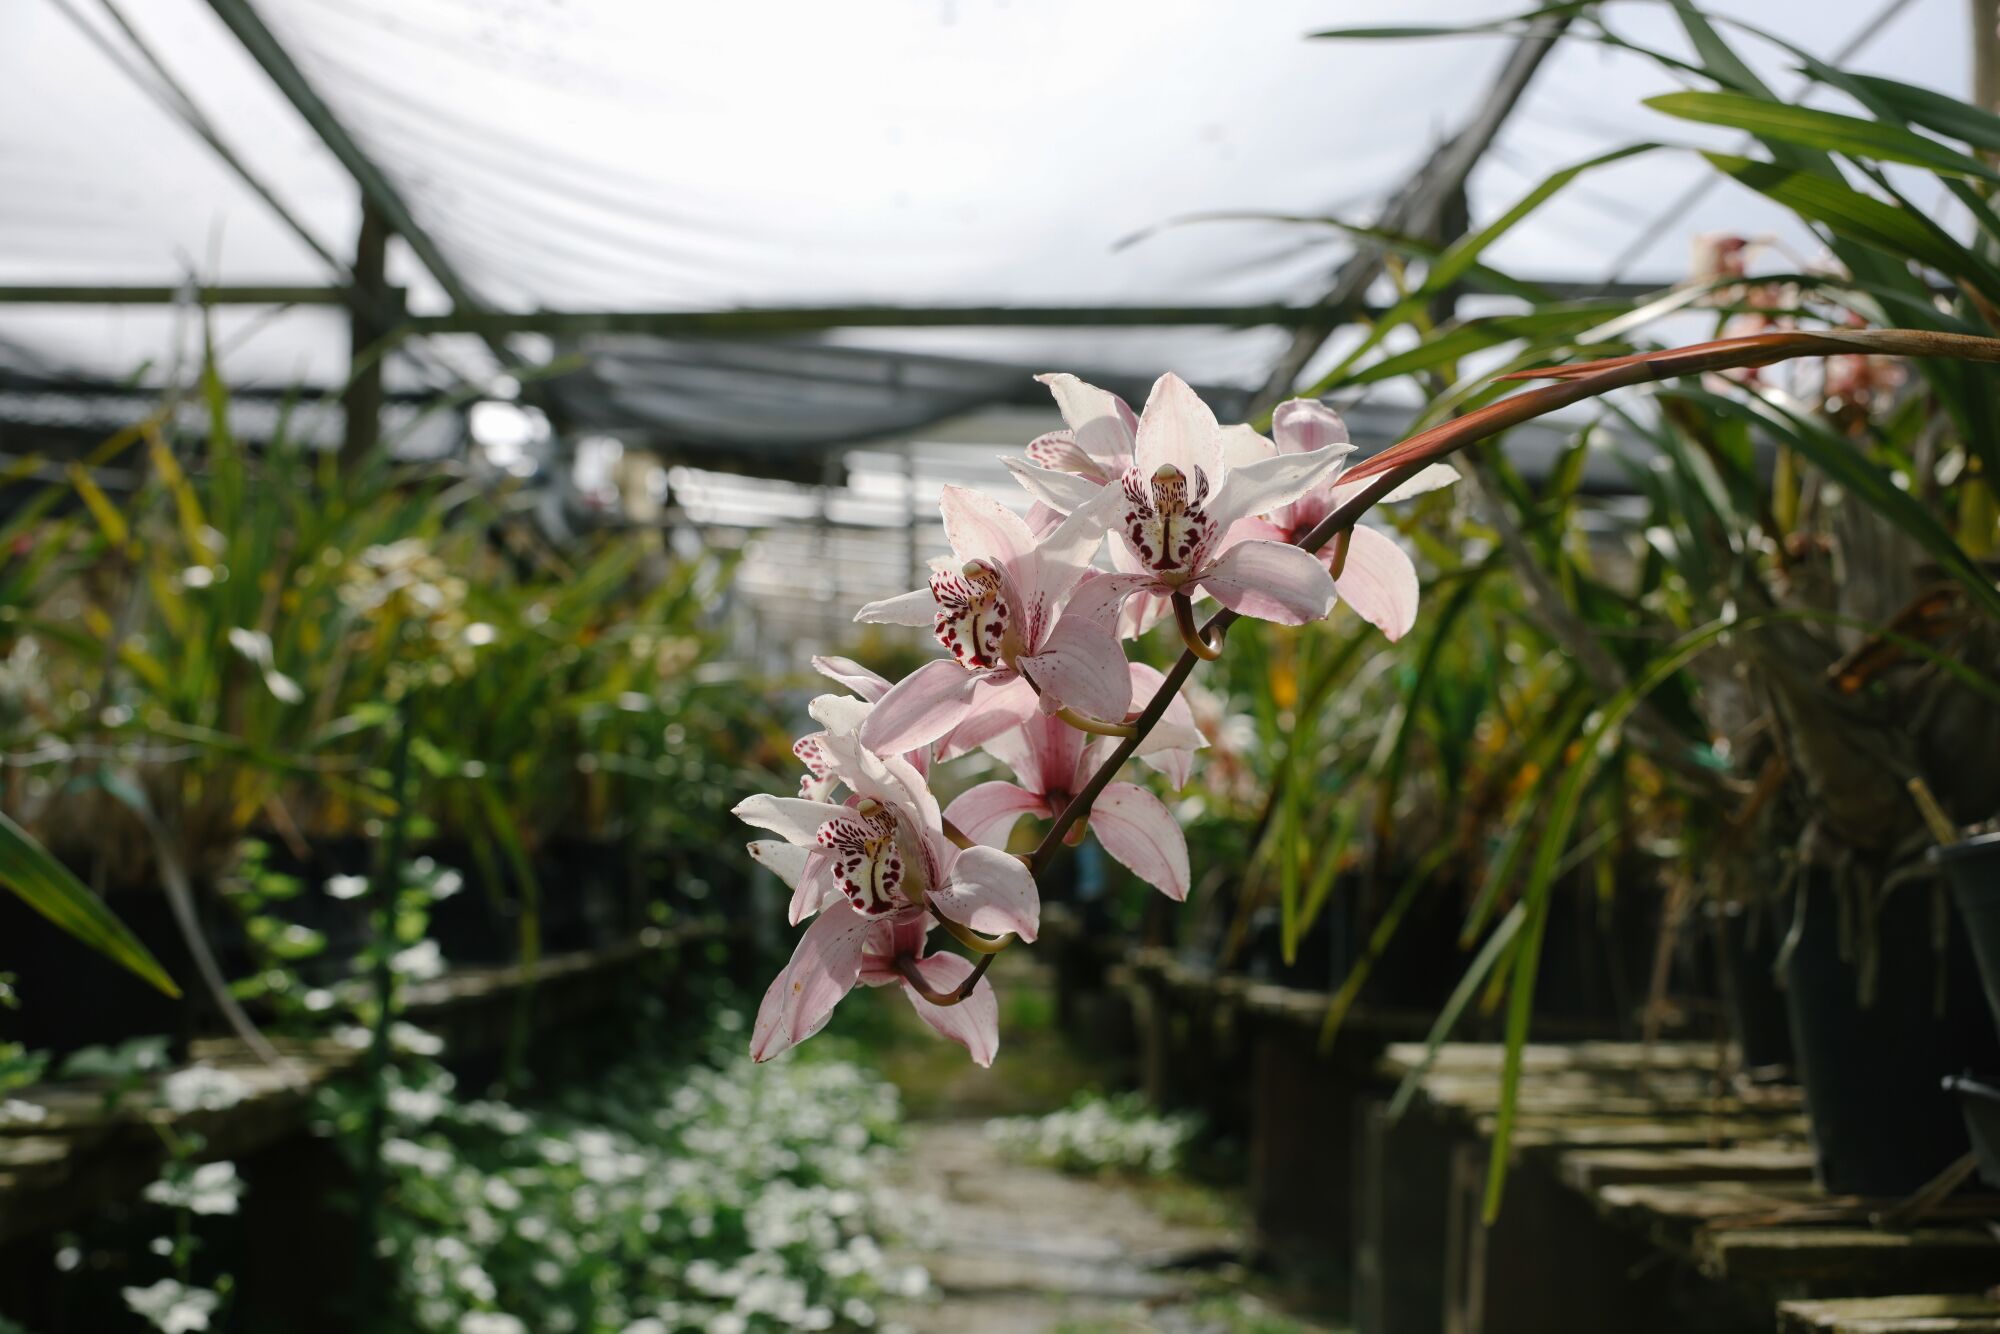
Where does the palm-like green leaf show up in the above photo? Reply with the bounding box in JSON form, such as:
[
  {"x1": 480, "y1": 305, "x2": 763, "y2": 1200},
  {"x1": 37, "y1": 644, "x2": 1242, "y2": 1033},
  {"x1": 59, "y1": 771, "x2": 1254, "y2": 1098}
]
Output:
[{"x1": 0, "y1": 811, "x2": 179, "y2": 997}]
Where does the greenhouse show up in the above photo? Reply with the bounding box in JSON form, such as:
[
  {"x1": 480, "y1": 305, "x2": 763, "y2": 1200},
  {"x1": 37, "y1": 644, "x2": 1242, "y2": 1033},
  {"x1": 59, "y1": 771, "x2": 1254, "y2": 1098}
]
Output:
[{"x1": 3, "y1": 0, "x2": 2000, "y2": 1330}]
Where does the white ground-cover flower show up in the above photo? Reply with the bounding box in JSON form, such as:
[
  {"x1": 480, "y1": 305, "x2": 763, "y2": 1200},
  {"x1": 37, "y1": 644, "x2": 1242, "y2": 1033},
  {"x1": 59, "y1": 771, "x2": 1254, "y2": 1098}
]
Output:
[
  {"x1": 986, "y1": 1092, "x2": 1197, "y2": 1175},
  {"x1": 159, "y1": 1064, "x2": 252, "y2": 1114},
  {"x1": 325, "y1": 873, "x2": 370, "y2": 900},
  {"x1": 393, "y1": 939, "x2": 447, "y2": 982},
  {"x1": 122, "y1": 1278, "x2": 219, "y2": 1333},
  {"x1": 144, "y1": 1160, "x2": 244, "y2": 1215}
]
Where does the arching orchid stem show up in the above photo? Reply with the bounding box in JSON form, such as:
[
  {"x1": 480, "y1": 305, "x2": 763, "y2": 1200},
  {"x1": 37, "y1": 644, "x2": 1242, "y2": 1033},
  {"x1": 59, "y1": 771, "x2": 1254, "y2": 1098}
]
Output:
[
  {"x1": 940, "y1": 816, "x2": 977, "y2": 849},
  {"x1": 894, "y1": 954, "x2": 963, "y2": 1006},
  {"x1": 1029, "y1": 327, "x2": 2000, "y2": 880},
  {"x1": 896, "y1": 950, "x2": 997, "y2": 1006},
  {"x1": 1172, "y1": 592, "x2": 1224, "y2": 661},
  {"x1": 1055, "y1": 705, "x2": 1138, "y2": 738},
  {"x1": 928, "y1": 907, "x2": 1015, "y2": 955},
  {"x1": 1328, "y1": 528, "x2": 1354, "y2": 581}
]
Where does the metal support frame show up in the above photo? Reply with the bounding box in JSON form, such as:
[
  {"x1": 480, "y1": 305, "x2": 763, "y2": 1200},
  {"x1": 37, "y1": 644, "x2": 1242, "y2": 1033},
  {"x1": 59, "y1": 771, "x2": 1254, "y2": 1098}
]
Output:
[{"x1": 1248, "y1": 12, "x2": 1574, "y2": 415}]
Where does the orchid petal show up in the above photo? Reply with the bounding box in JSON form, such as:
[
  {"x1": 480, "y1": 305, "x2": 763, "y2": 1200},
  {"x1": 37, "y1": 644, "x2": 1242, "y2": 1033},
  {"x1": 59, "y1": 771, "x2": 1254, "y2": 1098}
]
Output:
[
  {"x1": 733, "y1": 795, "x2": 853, "y2": 846},
  {"x1": 1272, "y1": 398, "x2": 1351, "y2": 455},
  {"x1": 983, "y1": 711, "x2": 1085, "y2": 798},
  {"x1": 746, "y1": 839, "x2": 809, "y2": 888},
  {"x1": 1219, "y1": 423, "x2": 1277, "y2": 472},
  {"x1": 930, "y1": 844, "x2": 1040, "y2": 942},
  {"x1": 858, "y1": 911, "x2": 931, "y2": 986},
  {"x1": 898, "y1": 952, "x2": 1000, "y2": 1067},
  {"x1": 1005, "y1": 457, "x2": 1103, "y2": 514},
  {"x1": 1064, "y1": 571, "x2": 1158, "y2": 631},
  {"x1": 1132, "y1": 373, "x2": 1223, "y2": 485},
  {"x1": 1194, "y1": 539, "x2": 1337, "y2": 625},
  {"x1": 1334, "y1": 523, "x2": 1422, "y2": 641},
  {"x1": 1127, "y1": 663, "x2": 1206, "y2": 761},
  {"x1": 749, "y1": 905, "x2": 872, "y2": 1062},
  {"x1": 814, "y1": 716, "x2": 942, "y2": 837},
  {"x1": 858, "y1": 659, "x2": 981, "y2": 755},
  {"x1": 1036, "y1": 372, "x2": 1137, "y2": 475},
  {"x1": 935, "y1": 673, "x2": 1039, "y2": 760},
  {"x1": 854, "y1": 587, "x2": 935, "y2": 627},
  {"x1": 788, "y1": 853, "x2": 843, "y2": 925},
  {"x1": 1090, "y1": 782, "x2": 1191, "y2": 902},
  {"x1": 940, "y1": 484, "x2": 1035, "y2": 567},
  {"x1": 1206, "y1": 443, "x2": 1358, "y2": 531},
  {"x1": 812, "y1": 655, "x2": 893, "y2": 702},
  {"x1": 944, "y1": 781, "x2": 1049, "y2": 848},
  {"x1": 807, "y1": 693, "x2": 873, "y2": 739},
  {"x1": 1140, "y1": 747, "x2": 1194, "y2": 790},
  {"x1": 1017, "y1": 614, "x2": 1131, "y2": 723}
]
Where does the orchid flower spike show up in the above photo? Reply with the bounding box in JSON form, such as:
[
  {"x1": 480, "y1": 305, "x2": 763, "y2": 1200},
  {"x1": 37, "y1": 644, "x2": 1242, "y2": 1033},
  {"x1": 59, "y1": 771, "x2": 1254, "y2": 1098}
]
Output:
[
  {"x1": 852, "y1": 486, "x2": 1132, "y2": 755},
  {"x1": 945, "y1": 712, "x2": 1191, "y2": 901},
  {"x1": 1235, "y1": 399, "x2": 1458, "y2": 641}
]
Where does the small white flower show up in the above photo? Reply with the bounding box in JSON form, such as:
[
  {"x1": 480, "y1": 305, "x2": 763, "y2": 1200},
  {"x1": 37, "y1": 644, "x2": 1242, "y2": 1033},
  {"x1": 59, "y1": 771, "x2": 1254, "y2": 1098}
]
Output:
[
  {"x1": 122, "y1": 1278, "x2": 219, "y2": 1334},
  {"x1": 392, "y1": 939, "x2": 445, "y2": 982},
  {"x1": 390, "y1": 1022, "x2": 446, "y2": 1056},
  {"x1": 325, "y1": 874, "x2": 369, "y2": 900},
  {"x1": 0, "y1": 1098, "x2": 47, "y2": 1125},
  {"x1": 159, "y1": 1064, "x2": 251, "y2": 1114},
  {"x1": 144, "y1": 1160, "x2": 243, "y2": 1216},
  {"x1": 458, "y1": 1315, "x2": 525, "y2": 1334}
]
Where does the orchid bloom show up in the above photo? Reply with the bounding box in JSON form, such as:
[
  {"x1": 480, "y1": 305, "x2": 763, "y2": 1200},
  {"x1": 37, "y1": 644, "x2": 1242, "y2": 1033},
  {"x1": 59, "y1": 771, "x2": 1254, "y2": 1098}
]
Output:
[
  {"x1": 945, "y1": 711, "x2": 1191, "y2": 901},
  {"x1": 1076, "y1": 374, "x2": 1362, "y2": 630},
  {"x1": 1231, "y1": 400, "x2": 1458, "y2": 642},
  {"x1": 737, "y1": 695, "x2": 1034, "y2": 1064},
  {"x1": 852, "y1": 485, "x2": 1131, "y2": 755}
]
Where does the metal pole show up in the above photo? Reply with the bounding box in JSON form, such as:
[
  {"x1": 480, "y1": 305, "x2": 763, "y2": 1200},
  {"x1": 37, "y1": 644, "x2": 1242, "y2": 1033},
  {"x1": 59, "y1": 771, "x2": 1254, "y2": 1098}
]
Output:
[{"x1": 341, "y1": 199, "x2": 391, "y2": 466}]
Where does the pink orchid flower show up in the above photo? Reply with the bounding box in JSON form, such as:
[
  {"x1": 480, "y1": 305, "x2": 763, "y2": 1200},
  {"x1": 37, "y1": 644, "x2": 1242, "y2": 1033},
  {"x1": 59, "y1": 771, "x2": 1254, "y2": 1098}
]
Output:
[
  {"x1": 740, "y1": 694, "x2": 1039, "y2": 937},
  {"x1": 1077, "y1": 374, "x2": 1360, "y2": 628},
  {"x1": 738, "y1": 696, "x2": 1029, "y2": 1064},
  {"x1": 944, "y1": 711, "x2": 1191, "y2": 901},
  {"x1": 852, "y1": 485, "x2": 1131, "y2": 755},
  {"x1": 1232, "y1": 400, "x2": 1458, "y2": 642}
]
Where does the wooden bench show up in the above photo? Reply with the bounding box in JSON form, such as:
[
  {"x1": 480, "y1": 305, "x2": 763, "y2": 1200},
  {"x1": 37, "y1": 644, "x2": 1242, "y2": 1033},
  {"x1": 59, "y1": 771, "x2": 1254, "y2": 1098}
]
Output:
[{"x1": 1778, "y1": 1295, "x2": 2000, "y2": 1332}]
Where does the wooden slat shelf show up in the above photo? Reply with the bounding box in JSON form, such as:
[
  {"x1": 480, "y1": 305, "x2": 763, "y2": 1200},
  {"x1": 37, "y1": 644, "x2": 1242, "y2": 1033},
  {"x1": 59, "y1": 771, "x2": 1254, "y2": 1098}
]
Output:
[
  {"x1": 1779, "y1": 1295, "x2": 2000, "y2": 1332},
  {"x1": 0, "y1": 925, "x2": 718, "y2": 1247},
  {"x1": 1367, "y1": 1040, "x2": 2000, "y2": 1334}
]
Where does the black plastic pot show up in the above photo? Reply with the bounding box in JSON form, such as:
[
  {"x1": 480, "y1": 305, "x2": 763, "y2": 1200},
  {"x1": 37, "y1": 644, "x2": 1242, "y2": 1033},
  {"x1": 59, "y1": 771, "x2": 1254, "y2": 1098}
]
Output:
[
  {"x1": 1781, "y1": 872, "x2": 2000, "y2": 1196},
  {"x1": 1714, "y1": 900, "x2": 1795, "y2": 1081},
  {"x1": 1934, "y1": 832, "x2": 2000, "y2": 1034},
  {"x1": 1942, "y1": 1074, "x2": 2000, "y2": 1189}
]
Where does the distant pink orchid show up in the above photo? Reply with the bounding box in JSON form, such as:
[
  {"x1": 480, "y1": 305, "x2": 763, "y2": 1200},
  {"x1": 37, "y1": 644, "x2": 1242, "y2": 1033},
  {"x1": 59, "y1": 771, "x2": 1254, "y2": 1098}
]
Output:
[
  {"x1": 1078, "y1": 374, "x2": 1360, "y2": 629},
  {"x1": 1232, "y1": 400, "x2": 1458, "y2": 642},
  {"x1": 852, "y1": 486, "x2": 1131, "y2": 755},
  {"x1": 944, "y1": 711, "x2": 1190, "y2": 901}
]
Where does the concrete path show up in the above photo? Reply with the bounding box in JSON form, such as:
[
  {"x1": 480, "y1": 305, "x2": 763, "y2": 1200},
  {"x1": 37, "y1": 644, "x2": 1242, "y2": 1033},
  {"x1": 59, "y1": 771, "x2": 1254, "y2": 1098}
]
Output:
[{"x1": 885, "y1": 1122, "x2": 1333, "y2": 1334}]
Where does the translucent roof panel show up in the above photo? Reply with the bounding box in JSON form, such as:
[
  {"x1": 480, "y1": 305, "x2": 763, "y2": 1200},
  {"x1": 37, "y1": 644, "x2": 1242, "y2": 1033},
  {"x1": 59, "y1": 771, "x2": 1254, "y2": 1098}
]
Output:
[{"x1": 0, "y1": 0, "x2": 1971, "y2": 401}]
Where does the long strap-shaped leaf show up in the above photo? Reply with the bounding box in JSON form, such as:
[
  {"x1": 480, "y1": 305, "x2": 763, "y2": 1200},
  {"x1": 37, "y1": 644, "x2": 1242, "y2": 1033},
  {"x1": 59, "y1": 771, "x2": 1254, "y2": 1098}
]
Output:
[{"x1": 0, "y1": 810, "x2": 179, "y2": 997}]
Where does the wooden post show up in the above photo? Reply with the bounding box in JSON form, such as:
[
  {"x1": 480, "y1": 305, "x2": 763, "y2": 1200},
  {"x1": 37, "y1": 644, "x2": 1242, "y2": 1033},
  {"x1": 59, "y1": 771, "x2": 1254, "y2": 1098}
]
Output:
[{"x1": 340, "y1": 198, "x2": 391, "y2": 466}]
